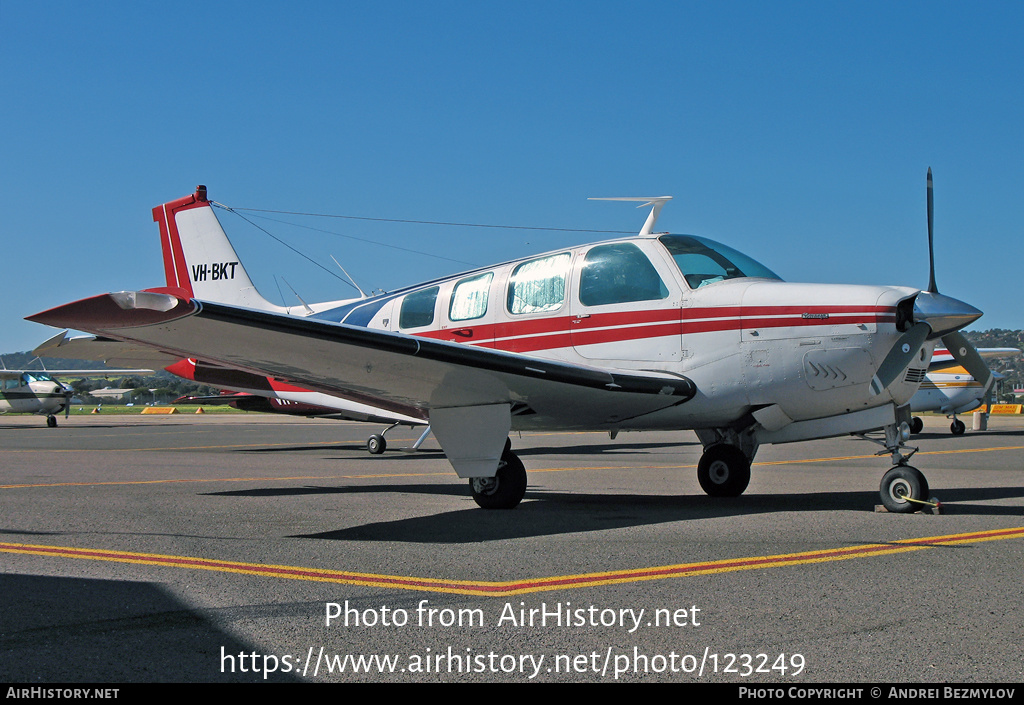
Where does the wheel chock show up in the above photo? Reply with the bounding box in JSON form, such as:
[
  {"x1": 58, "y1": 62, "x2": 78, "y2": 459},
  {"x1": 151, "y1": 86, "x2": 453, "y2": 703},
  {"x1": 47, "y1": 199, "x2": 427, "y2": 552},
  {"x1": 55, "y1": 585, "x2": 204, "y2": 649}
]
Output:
[{"x1": 874, "y1": 495, "x2": 943, "y2": 514}]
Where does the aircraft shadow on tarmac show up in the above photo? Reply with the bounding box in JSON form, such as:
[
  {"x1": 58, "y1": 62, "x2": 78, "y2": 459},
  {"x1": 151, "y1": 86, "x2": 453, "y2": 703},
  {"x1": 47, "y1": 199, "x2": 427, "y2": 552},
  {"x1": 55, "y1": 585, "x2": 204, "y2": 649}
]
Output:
[
  {"x1": 215, "y1": 485, "x2": 1024, "y2": 543},
  {"x1": 0, "y1": 573, "x2": 301, "y2": 682},
  {"x1": 240, "y1": 440, "x2": 691, "y2": 457}
]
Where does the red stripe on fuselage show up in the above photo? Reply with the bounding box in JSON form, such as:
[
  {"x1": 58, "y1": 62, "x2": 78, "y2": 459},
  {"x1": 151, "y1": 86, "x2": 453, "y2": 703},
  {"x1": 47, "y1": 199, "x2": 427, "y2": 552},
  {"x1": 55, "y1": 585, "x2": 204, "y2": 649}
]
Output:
[{"x1": 408, "y1": 305, "x2": 896, "y2": 353}]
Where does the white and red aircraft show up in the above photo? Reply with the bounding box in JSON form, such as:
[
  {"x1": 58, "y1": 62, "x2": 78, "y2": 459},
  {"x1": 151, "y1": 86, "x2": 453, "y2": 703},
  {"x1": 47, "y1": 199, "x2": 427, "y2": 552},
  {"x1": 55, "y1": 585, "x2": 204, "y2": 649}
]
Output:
[
  {"x1": 909, "y1": 346, "x2": 1020, "y2": 435},
  {"x1": 27, "y1": 171, "x2": 989, "y2": 512}
]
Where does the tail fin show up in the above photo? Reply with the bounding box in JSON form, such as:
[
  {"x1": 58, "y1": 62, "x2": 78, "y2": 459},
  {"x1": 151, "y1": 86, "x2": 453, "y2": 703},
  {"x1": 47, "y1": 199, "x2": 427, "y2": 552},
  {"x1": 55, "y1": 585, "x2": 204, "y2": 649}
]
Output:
[{"x1": 152, "y1": 186, "x2": 286, "y2": 312}]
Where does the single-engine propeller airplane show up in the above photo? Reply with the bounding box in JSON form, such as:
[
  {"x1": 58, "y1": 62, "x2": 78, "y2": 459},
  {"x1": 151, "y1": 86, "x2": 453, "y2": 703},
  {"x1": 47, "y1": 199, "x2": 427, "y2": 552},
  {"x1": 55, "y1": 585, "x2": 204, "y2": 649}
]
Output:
[
  {"x1": 27, "y1": 170, "x2": 990, "y2": 512},
  {"x1": 909, "y1": 346, "x2": 1020, "y2": 435},
  {"x1": 0, "y1": 364, "x2": 151, "y2": 426}
]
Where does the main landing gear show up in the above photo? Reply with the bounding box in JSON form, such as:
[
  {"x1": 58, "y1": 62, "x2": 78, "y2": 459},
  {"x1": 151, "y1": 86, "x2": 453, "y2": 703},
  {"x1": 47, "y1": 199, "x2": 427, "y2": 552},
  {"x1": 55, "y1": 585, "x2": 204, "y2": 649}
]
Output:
[
  {"x1": 909, "y1": 415, "x2": 967, "y2": 436},
  {"x1": 46, "y1": 415, "x2": 58, "y2": 428},
  {"x1": 366, "y1": 423, "x2": 432, "y2": 454},
  {"x1": 693, "y1": 430, "x2": 757, "y2": 499},
  {"x1": 696, "y1": 444, "x2": 751, "y2": 497},
  {"x1": 469, "y1": 439, "x2": 527, "y2": 509}
]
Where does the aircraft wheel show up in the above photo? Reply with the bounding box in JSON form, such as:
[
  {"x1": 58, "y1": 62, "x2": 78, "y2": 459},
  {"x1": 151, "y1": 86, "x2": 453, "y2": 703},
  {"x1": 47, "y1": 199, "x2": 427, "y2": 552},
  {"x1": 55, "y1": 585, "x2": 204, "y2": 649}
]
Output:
[
  {"x1": 879, "y1": 465, "x2": 929, "y2": 513},
  {"x1": 910, "y1": 417, "x2": 924, "y2": 434},
  {"x1": 950, "y1": 419, "x2": 966, "y2": 435},
  {"x1": 46, "y1": 415, "x2": 57, "y2": 428},
  {"x1": 366, "y1": 434, "x2": 387, "y2": 454},
  {"x1": 697, "y1": 444, "x2": 751, "y2": 497},
  {"x1": 469, "y1": 450, "x2": 527, "y2": 509}
]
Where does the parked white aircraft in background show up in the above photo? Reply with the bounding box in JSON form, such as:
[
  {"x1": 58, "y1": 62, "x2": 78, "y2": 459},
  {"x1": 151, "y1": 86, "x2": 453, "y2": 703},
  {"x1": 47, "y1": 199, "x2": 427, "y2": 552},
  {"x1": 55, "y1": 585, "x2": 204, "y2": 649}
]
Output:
[
  {"x1": 910, "y1": 346, "x2": 1020, "y2": 434},
  {"x1": 0, "y1": 365, "x2": 150, "y2": 426},
  {"x1": 28, "y1": 170, "x2": 989, "y2": 512}
]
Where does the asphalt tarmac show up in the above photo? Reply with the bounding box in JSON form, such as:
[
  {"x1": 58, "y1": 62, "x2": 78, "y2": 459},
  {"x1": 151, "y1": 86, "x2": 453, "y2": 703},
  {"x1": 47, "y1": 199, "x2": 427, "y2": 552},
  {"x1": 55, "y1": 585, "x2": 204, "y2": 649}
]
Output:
[{"x1": 2, "y1": 412, "x2": 1022, "y2": 683}]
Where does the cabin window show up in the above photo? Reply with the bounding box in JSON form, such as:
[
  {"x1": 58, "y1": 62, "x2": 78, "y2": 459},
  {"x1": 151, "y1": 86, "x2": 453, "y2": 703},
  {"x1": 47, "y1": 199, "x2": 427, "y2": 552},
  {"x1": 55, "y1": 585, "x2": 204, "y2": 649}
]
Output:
[
  {"x1": 449, "y1": 272, "x2": 493, "y2": 322},
  {"x1": 507, "y1": 253, "x2": 570, "y2": 315},
  {"x1": 579, "y1": 243, "x2": 669, "y2": 306},
  {"x1": 399, "y1": 286, "x2": 439, "y2": 329}
]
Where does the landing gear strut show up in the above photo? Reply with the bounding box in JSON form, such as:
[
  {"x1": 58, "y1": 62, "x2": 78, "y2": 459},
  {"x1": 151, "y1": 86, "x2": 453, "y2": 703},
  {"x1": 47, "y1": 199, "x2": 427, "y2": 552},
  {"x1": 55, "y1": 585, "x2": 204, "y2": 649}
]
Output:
[
  {"x1": 861, "y1": 418, "x2": 932, "y2": 513},
  {"x1": 469, "y1": 444, "x2": 527, "y2": 509},
  {"x1": 366, "y1": 423, "x2": 431, "y2": 454}
]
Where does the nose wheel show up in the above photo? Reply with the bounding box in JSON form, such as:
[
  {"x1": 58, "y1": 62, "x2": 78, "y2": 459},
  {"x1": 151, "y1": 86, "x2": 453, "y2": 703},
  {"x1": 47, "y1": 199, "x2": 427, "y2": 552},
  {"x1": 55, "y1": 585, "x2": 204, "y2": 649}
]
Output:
[{"x1": 879, "y1": 465, "x2": 930, "y2": 513}]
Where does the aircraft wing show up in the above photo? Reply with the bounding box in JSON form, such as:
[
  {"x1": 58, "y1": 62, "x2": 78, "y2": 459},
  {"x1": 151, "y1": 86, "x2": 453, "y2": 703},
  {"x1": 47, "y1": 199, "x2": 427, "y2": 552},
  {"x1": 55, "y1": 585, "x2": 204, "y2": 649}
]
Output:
[
  {"x1": 928, "y1": 346, "x2": 1021, "y2": 373},
  {"x1": 27, "y1": 291, "x2": 697, "y2": 436},
  {"x1": 33, "y1": 330, "x2": 182, "y2": 370},
  {"x1": 0, "y1": 368, "x2": 153, "y2": 379}
]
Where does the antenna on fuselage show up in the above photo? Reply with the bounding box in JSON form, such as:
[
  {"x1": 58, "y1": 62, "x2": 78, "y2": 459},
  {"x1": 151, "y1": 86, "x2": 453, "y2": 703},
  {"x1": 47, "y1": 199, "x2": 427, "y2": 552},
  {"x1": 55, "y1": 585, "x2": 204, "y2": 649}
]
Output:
[
  {"x1": 588, "y1": 196, "x2": 673, "y2": 236},
  {"x1": 330, "y1": 255, "x2": 368, "y2": 299},
  {"x1": 280, "y1": 277, "x2": 315, "y2": 315}
]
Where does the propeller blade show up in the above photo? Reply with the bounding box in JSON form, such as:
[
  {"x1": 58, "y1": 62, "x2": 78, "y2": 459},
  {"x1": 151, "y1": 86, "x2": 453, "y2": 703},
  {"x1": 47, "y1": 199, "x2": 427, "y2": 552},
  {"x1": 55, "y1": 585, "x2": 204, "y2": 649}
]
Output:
[
  {"x1": 870, "y1": 322, "x2": 931, "y2": 396},
  {"x1": 940, "y1": 330, "x2": 994, "y2": 396},
  {"x1": 926, "y1": 167, "x2": 937, "y2": 294}
]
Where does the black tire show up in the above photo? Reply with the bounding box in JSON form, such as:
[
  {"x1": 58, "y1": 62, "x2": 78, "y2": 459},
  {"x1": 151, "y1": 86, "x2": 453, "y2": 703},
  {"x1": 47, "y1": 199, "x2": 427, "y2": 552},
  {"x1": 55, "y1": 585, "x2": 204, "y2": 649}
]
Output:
[
  {"x1": 469, "y1": 451, "x2": 527, "y2": 509},
  {"x1": 366, "y1": 434, "x2": 386, "y2": 454},
  {"x1": 697, "y1": 444, "x2": 751, "y2": 497},
  {"x1": 46, "y1": 415, "x2": 57, "y2": 428},
  {"x1": 879, "y1": 465, "x2": 927, "y2": 513},
  {"x1": 950, "y1": 419, "x2": 966, "y2": 435},
  {"x1": 910, "y1": 417, "x2": 924, "y2": 434}
]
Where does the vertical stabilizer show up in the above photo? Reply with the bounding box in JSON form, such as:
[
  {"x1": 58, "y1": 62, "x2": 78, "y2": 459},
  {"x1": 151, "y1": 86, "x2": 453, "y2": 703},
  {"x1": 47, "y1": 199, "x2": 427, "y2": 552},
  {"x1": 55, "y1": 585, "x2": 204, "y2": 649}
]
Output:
[{"x1": 152, "y1": 186, "x2": 284, "y2": 312}]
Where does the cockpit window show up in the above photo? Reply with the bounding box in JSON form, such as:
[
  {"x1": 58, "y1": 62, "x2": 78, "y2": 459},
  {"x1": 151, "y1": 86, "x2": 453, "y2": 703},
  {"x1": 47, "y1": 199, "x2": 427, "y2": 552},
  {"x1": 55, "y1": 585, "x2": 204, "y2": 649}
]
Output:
[{"x1": 658, "y1": 235, "x2": 781, "y2": 289}]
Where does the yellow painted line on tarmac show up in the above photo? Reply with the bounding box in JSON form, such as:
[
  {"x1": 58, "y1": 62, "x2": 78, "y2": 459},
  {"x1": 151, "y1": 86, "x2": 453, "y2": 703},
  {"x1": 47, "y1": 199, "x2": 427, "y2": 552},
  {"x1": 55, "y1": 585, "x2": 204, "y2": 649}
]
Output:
[
  {"x1": 751, "y1": 444, "x2": 1024, "y2": 467},
  {"x1": 4, "y1": 444, "x2": 1022, "y2": 489},
  {"x1": 4, "y1": 526, "x2": 1024, "y2": 597}
]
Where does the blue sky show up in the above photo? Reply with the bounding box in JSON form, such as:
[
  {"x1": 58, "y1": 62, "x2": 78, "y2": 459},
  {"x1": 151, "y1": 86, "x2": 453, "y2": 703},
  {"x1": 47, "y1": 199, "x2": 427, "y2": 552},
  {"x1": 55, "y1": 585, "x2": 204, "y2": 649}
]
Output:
[{"x1": 2, "y1": 2, "x2": 1021, "y2": 354}]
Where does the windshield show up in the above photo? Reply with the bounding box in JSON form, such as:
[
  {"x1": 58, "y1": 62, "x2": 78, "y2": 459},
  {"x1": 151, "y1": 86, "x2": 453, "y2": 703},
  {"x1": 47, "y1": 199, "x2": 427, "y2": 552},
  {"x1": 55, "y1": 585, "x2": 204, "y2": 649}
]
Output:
[
  {"x1": 658, "y1": 235, "x2": 781, "y2": 289},
  {"x1": 23, "y1": 372, "x2": 54, "y2": 383}
]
